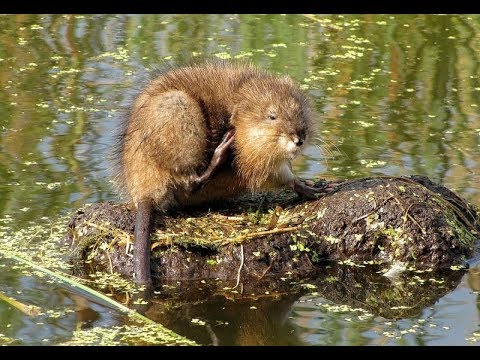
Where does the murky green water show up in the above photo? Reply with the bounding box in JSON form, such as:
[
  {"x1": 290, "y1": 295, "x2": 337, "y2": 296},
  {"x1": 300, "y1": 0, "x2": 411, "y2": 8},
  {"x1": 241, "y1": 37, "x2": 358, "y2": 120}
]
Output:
[{"x1": 1, "y1": 14, "x2": 480, "y2": 346}]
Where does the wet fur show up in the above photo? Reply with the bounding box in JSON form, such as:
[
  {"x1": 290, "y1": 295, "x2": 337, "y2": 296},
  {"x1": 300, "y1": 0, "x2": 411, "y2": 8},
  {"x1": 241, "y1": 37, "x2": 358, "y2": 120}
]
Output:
[{"x1": 112, "y1": 61, "x2": 315, "y2": 210}]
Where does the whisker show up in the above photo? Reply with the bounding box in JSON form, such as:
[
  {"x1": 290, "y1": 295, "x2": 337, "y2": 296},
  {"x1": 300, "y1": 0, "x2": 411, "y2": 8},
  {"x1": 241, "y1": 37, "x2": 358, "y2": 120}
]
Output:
[
  {"x1": 311, "y1": 142, "x2": 333, "y2": 159},
  {"x1": 309, "y1": 140, "x2": 339, "y2": 171},
  {"x1": 309, "y1": 139, "x2": 335, "y2": 161},
  {"x1": 313, "y1": 136, "x2": 347, "y2": 158}
]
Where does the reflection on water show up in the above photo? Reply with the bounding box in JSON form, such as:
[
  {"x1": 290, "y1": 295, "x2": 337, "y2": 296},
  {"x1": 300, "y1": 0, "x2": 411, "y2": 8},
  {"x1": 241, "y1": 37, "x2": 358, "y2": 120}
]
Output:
[
  {"x1": 139, "y1": 266, "x2": 465, "y2": 346},
  {"x1": 0, "y1": 14, "x2": 480, "y2": 345}
]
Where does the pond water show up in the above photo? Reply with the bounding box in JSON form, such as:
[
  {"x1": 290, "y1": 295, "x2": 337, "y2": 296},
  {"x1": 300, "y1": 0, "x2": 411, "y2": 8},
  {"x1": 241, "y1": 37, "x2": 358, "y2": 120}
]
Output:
[{"x1": 0, "y1": 14, "x2": 480, "y2": 346}]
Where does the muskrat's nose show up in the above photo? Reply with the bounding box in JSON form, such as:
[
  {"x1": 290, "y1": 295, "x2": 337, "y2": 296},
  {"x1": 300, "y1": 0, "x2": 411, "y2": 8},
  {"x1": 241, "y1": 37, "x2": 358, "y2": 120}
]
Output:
[{"x1": 293, "y1": 136, "x2": 304, "y2": 147}]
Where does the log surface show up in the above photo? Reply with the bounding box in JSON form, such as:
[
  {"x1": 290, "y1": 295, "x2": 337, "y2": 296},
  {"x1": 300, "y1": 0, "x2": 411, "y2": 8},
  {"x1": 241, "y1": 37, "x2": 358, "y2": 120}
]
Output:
[{"x1": 64, "y1": 175, "x2": 479, "y2": 287}]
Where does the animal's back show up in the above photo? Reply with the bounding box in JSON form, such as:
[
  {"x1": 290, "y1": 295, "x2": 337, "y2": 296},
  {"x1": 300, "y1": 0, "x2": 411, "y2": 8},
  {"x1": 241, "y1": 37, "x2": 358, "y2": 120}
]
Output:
[{"x1": 113, "y1": 62, "x2": 261, "y2": 209}]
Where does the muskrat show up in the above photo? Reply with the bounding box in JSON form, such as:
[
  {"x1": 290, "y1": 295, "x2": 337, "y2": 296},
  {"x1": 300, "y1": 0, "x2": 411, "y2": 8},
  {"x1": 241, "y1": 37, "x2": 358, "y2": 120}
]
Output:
[{"x1": 113, "y1": 61, "x2": 330, "y2": 285}]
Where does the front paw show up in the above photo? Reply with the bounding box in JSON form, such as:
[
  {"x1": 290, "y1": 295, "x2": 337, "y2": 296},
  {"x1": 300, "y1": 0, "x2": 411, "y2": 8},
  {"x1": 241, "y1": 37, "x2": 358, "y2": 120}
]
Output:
[
  {"x1": 292, "y1": 178, "x2": 335, "y2": 199},
  {"x1": 211, "y1": 130, "x2": 235, "y2": 167}
]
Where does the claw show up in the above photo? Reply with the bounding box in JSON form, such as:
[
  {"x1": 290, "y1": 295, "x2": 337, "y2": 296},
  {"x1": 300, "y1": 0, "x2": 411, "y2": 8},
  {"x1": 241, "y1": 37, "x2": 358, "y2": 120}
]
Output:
[
  {"x1": 189, "y1": 129, "x2": 235, "y2": 194},
  {"x1": 211, "y1": 130, "x2": 235, "y2": 166},
  {"x1": 292, "y1": 178, "x2": 335, "y2": 199}
]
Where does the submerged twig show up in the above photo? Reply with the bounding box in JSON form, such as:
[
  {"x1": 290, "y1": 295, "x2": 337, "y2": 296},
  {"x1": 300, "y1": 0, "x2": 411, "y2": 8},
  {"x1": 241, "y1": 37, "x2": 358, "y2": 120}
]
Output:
[
  {"x1": 0, "y1": 250, "x2": 155, "y2": 326},
  {"x1": 0, "y1": 291, "x2": 42, "y2": 317}
]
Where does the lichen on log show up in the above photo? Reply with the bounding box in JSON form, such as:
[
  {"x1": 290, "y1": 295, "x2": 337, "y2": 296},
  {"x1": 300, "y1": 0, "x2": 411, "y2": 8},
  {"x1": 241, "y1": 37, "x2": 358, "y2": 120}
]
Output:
[{"x1": 64, "y1": 175, "x2": 480, "y2": 285}]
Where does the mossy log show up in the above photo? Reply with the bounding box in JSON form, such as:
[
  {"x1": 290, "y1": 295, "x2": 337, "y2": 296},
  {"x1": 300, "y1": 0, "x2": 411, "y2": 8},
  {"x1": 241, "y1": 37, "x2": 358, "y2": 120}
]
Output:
[{"x1": 64, "y1": 175, "x2": 479, "y2": 287}]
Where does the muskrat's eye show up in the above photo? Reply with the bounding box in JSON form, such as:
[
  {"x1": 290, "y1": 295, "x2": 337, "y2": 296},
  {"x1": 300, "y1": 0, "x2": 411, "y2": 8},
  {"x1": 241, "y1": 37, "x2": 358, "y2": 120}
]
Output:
[{"x1": 267, "y1": 112, "x2": 277, "y2": 121}]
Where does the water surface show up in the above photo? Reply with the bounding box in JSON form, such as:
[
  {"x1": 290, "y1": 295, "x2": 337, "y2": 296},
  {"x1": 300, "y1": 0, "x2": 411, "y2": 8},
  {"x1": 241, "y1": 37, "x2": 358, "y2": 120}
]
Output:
[{"x1": 0, "y1": 14, "x2": 479, "y2": 345}]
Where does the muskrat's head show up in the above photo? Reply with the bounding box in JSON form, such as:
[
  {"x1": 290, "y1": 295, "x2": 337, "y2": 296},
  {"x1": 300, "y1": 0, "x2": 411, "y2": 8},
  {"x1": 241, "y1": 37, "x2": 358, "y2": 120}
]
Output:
[{"x1": 231, "y1": 74, "x2": 315, "y2": 189}]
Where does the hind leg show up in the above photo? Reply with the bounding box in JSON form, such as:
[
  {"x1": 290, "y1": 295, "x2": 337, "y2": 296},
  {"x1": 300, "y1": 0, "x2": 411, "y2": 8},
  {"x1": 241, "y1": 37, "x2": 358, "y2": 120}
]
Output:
[{"x1": 132, "y1": 129, "x2": 235, "y2": 284}]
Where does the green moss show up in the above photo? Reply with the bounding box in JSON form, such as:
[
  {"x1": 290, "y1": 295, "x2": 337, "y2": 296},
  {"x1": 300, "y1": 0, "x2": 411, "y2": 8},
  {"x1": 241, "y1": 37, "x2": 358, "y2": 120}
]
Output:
[
  {"x1": 0, "y1": 214, "x2": 197, "y2": 346},
  {"x1": 444, "y1": 212, "x2": 477, "y2": 250},
  {"x1": 63, "y1": 323, "x2": 197, "y2": 346},
  {"x1": 206, "y1": 258, "x2": 221, "y2": 266},
  {"x1": 0, "y1": 333, "x2": 18, "y2": 345}
]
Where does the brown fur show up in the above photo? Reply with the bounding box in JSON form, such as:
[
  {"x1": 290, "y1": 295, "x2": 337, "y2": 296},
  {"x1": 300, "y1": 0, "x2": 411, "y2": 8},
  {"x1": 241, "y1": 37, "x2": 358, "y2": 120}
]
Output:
[{"x1": 113, "y1": 61, "x2": 315, "y2": 210}]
